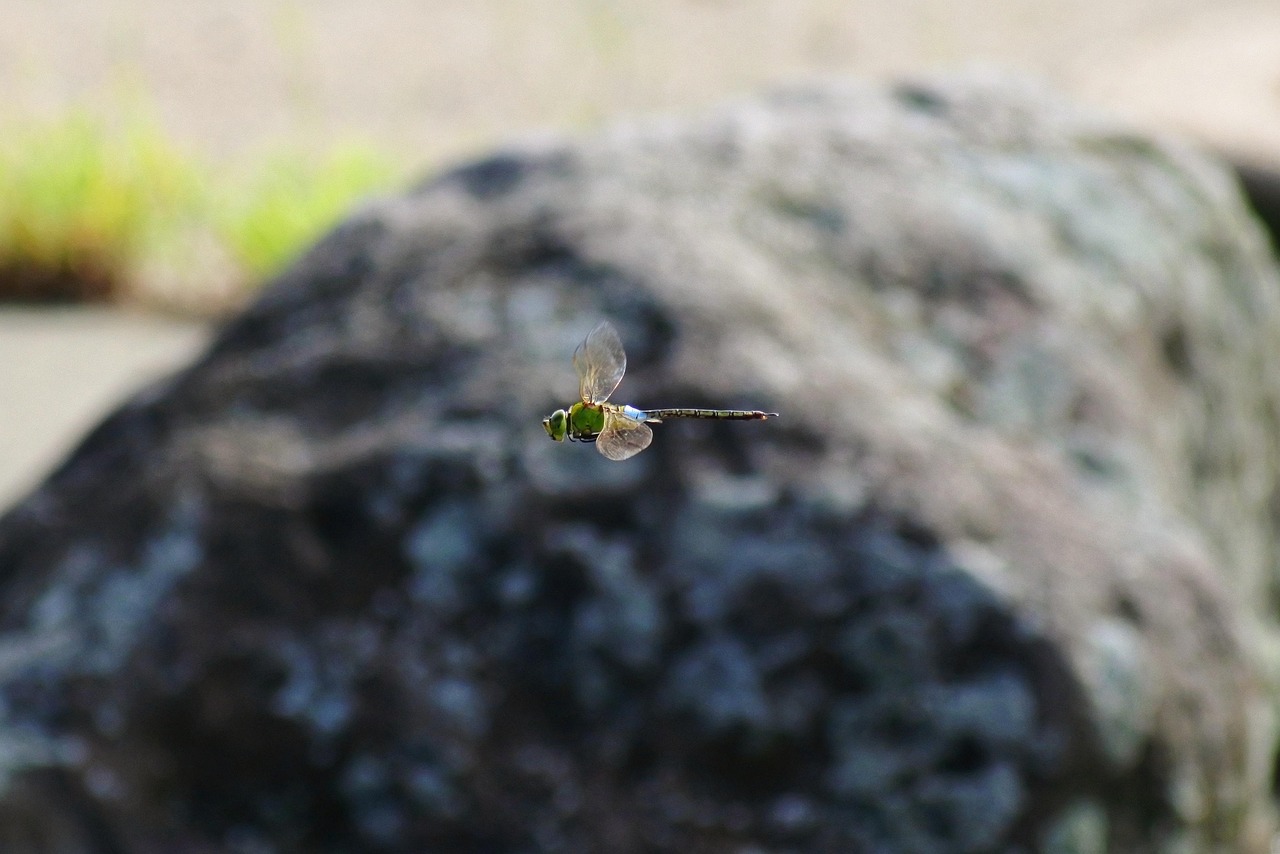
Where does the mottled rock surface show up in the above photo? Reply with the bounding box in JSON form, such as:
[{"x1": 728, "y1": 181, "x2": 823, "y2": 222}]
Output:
[{"x1": 0, "y1": 74, "x2": 1278, "y2": 853}]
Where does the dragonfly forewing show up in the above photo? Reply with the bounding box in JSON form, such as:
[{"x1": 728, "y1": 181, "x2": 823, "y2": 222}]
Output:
[{"x1": 573, "y1": 321, "x2": 627, "y2": 404}]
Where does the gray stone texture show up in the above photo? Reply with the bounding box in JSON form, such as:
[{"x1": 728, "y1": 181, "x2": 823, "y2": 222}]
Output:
[{"x1": 0, "y1": 74, "x2": 1277, "y2": 852}]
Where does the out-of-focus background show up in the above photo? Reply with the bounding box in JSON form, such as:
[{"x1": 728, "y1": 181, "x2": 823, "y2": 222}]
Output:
[{"x1": 2, "y1": 0, "x2": 1278, "y2": 509}]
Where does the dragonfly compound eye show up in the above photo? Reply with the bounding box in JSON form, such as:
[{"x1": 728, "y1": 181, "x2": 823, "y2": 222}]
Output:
[{"x1": 543, "y1": 410, "x2": 568, "y2": 441}]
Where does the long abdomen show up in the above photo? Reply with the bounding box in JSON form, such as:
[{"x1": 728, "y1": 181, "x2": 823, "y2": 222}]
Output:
[{"x1": 643, "y1": 408, "x2": 778, "y2": 421}]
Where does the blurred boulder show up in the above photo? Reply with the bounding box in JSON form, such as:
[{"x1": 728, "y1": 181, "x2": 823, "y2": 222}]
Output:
[
  {"x1": 1233, "y1": 158, "x2": 1280, "y2": 253},
  {"x1": 0, "y1": 73, "x2": 1278, "y2": 853}
]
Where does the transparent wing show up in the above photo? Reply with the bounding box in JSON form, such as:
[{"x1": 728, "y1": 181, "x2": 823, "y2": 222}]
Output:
[
  {"x1": 596, "y1": 408, "x2": 653, "y2": 461},
  {"x1": 573, "y1": 321, "x2": 627, "y2": 404}
]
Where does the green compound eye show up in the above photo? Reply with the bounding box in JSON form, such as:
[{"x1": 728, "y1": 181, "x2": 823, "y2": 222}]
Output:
[{"x1": 543, "y1": 409, "x2": 568, "y2": 441}]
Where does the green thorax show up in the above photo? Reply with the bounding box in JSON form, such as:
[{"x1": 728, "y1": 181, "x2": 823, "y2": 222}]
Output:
[{"x1": 568, "y1": 401, "x2": 606, "y2": 439}]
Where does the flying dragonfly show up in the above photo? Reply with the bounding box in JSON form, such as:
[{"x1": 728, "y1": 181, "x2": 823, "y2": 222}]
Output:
[{"x1": 542, "y1": 321, "x2": 778, "y2": 461}]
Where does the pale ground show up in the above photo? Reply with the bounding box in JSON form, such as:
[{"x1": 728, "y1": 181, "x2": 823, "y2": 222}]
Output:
[
  {"x1": 0, "y1": 0, "x2": 1278, "y2": 509},
  {"x1": 0, "y1": 310, "x2": 207, "y2": 508}
]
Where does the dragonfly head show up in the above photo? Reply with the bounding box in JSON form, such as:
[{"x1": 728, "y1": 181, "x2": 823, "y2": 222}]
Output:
[{"x1": 542, "y1": 409, "x2": 569, "y2": 442}]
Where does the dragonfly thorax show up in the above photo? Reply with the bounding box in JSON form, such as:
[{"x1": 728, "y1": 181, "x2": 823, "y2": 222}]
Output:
[
  {"x1": 543, "y1": 401, "x2": 607, "y2": 443},
  {"x1": 567, "y1": 401, "x2": 606, "y2": 441}
]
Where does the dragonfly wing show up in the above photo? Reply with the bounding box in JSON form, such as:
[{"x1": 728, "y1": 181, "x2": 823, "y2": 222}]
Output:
[
  {"x1": 597, "y1": 409, "x2": 653, "y2": 461},
  {"x1": 573, "y1": 321, "x2": 627, "y2": 404}
]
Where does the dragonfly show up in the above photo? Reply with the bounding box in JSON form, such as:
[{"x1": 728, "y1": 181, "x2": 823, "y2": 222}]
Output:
[{"x1": 542, "y1": 321, "x2": 778, "y2": 460}]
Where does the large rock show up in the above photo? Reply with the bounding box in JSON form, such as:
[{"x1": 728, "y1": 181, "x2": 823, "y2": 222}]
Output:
[{"x1": 0, "y1": 74, "x2": 1277, "y2": 852}]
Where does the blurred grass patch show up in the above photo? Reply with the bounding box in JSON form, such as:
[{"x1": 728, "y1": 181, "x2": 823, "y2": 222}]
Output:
[
  {"x1": 213, "y1": 145, "x2": 396, "y2": 280},
  {"x1": 0, "y1": 110, "x2": 400, "y2": 313}
]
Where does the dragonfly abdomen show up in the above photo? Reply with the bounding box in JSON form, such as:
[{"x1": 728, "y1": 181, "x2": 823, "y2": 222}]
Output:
[{"x1": 641, "y1": 408, "x2": 778, "y2": 422}]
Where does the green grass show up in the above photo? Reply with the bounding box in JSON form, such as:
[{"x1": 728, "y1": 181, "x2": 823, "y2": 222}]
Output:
[
  {"x1": 213, "y1": 144, "x2": 397, "y2": 280},
  {"x1": 0, "y1": 110, "x2": 401, "y2": 311}
]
